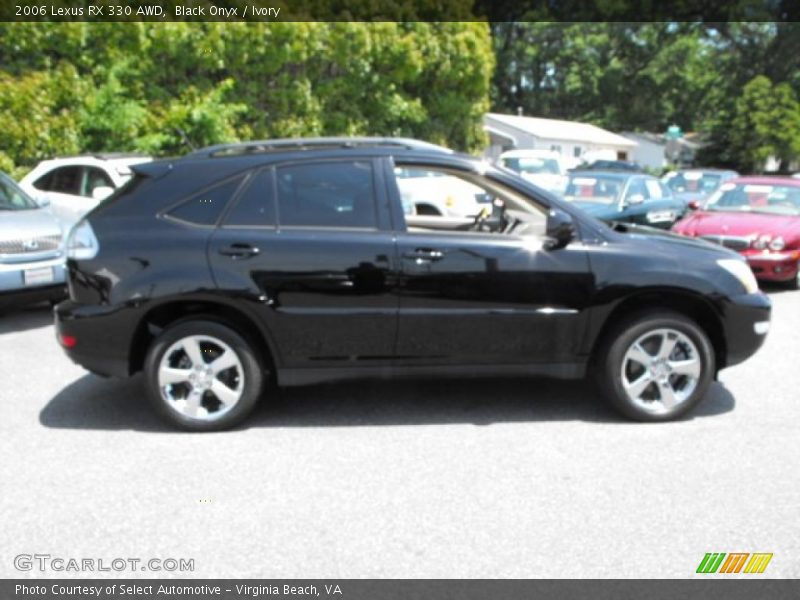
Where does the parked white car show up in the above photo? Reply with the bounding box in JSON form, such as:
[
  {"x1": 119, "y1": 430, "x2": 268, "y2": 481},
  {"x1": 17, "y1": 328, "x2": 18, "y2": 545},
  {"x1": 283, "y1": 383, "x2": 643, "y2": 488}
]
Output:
[
  {"x1": 19, "y1": 153, "x2": 152, "y2": 225},
  {"x1": 497, "y1": 149, "x2": 569, "y2": 194},
  {"x1": 394, "y1": 166, "x2": 488, "y2": 218}
]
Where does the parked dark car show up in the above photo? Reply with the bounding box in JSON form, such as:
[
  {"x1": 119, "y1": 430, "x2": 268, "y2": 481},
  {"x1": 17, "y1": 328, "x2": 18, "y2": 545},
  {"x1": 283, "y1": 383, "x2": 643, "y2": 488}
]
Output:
[
  {"x1": 55, "y1": 138, "x2": 770, "y2": 430},
  {"x1": 662, "y1": 168, "x2": 739, "y2": 209},
  {"x1": 561, "y1": 170, "x2": 687, "y2": 228}
]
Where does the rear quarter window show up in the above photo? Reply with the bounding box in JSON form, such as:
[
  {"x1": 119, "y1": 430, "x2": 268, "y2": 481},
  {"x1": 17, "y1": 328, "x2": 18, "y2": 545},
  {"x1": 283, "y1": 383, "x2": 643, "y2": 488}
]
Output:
[{"x1": 165, "y1": 176, "x2": 245, "y2": 226}]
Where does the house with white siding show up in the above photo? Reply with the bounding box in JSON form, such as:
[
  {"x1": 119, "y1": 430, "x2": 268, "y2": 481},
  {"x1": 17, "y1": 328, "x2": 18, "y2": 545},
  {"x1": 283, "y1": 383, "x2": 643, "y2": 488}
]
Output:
[{"x1": 483, "y1": 113, "x2": 637, "y2": 167}]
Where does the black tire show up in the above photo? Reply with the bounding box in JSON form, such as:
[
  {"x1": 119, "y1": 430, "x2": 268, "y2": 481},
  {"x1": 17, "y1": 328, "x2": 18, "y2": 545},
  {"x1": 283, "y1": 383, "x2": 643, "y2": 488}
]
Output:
[
  {"x1": 144, "y1": 319, "x2": 265, "y2": 431},
  {"x1": 593, "y1": 311, "x2": 715, "y2": 422}
]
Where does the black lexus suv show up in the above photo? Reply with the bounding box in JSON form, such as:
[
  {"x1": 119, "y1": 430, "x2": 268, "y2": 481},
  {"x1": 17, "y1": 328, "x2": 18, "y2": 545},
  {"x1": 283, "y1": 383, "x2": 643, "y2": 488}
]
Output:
[{"x1": 55, "y1": 137, "x2": 771, "y2": 430}]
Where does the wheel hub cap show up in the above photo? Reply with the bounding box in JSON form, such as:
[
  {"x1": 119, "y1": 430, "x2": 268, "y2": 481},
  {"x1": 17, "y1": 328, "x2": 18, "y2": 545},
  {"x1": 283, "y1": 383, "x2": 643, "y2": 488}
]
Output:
[
  {"x1": 157, "y1": 335, "x2": 245, "y2": 421},
  {"x1": 620, "y1": 327, "x2": 702, "y2": 415}
]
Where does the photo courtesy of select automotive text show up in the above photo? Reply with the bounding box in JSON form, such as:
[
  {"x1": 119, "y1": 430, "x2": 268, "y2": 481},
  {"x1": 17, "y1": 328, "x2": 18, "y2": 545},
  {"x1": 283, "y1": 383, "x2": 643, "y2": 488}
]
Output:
[{"x1": 1, "y1": 0, "x2": 799, "y2": 597}]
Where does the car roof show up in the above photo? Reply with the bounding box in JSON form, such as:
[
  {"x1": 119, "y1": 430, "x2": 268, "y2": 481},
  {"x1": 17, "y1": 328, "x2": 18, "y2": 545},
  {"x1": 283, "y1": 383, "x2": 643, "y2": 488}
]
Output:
[
  {"x1": 498, "y1": 149, "x2": 560, "y2": 158},
  {"x1": 674, "y1": 168, "x2": 734, "y2": 173},
  {"x1": 730, "y1": 176, "x2": 800, "y2": 187},
  {"x1": 37, "y1": 154, "x2": 152, "y2": 167},
  {"x1": 568, "y1": 170, "x2": 640, "y2": 180},
  {"x1": 186, "y1": 137, "x2": 454, "y2": 159}
]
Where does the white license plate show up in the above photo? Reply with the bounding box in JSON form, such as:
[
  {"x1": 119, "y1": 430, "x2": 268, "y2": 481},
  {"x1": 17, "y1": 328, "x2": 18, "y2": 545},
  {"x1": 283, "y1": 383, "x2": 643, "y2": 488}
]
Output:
[
  {"x1": 23, "y1": 267, "x2": 55, "y2": 286},
  {"x1": 647, "y1": 210, "x2": 676, "y2": 223}
]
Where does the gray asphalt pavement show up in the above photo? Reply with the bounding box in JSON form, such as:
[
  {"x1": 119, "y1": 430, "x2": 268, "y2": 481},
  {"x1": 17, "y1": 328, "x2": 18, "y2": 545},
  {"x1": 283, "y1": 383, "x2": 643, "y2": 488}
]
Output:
[{"x1": 1, "y1": 288, "x2": 798, "y2": 578}]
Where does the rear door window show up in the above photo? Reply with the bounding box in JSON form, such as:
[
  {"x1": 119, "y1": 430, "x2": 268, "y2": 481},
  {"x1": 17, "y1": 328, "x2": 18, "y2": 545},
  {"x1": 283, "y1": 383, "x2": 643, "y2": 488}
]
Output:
[
  {"x1": 223, "y1": 169, "x2": 276, "y2": 227},
  {"x1": 275, "y1": 160, "x2": 377, "y2": 228},
  {"x1": 34, "y1": 166, "x2": 82, "y2": 195}
]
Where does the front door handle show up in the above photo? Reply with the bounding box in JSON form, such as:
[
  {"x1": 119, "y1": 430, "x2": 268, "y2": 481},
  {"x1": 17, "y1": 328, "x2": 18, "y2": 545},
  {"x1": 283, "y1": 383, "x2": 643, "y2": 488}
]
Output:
[
  {"x1": 218, "y1": 243, "x2": 260, "y2": 259},
  {"x1": 403, "y1": 248, "x2": 444, "y2": 263}
]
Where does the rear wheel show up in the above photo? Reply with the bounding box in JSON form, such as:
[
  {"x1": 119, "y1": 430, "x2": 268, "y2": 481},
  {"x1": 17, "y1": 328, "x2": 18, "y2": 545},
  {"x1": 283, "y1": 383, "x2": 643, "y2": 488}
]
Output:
[
  {"x1": 594, "y1": 311, "x2": 715, "y2": 421},
  {"x1": 144, "y1": 320, "x2": 264, "y2": 431}
]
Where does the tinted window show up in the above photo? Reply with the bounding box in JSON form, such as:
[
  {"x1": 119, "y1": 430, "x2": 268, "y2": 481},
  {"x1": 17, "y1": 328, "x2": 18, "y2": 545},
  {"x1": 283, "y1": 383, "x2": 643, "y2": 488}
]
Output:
[
  {"x1": 666, "y1": 172, "x2": 722, "y2": 194},
  {"x1": 35, "y1": 166, "x2": 82, "y2": 195},
  {"x1": 167, "y1": 176, "x2": 244, "y2": 226},
  {"x1": 276, "y1": 161, "x2": 376, "y2": 228},
  {"x1": 564, "y1": 174, "x2": 624, "y2": 204},
  {"x1": 224, "y1": 169, "x2": 276, "y2": 227},
  {"x1": 84, "y1": 167, "x2": 114, "y2": 197}
]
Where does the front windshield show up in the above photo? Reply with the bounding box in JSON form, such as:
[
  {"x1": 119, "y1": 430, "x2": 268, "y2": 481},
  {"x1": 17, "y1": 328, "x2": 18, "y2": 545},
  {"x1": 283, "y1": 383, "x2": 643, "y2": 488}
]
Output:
[
  {"x1": 705, "y1": 183, "x2": 800, "y2": 216},
  {"x1": 0, "y1": 173, "x2": 38, "y2": 210},
  {"x1": 500, "y1": 157, "x2": 560, "y2": 175},
  {"x1": 666, "y1": 171, "x2": 722, "y2": 195},
  {"x1": 563, "y1": 174, "x2": 624, "y2": 205}
]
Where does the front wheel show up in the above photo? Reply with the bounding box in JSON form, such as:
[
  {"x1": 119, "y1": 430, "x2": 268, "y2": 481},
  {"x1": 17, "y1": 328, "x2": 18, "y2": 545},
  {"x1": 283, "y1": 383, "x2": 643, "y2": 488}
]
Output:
[
  {"x1": 144, "y1": 320, "x2": 265, "y2": 431},
  {"x1": 594, "y1": 312, "x2": 715, "y2": 422}
]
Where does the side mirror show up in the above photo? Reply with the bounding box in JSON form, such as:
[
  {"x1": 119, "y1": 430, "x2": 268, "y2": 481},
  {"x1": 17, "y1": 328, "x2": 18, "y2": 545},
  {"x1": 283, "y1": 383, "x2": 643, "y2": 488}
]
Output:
[
  {"x1": 91, "y1": 186, "x2": 114, "y2": 200},
  {"x1": 687, "y1": 200, "x2": 701, "y2": 211},
  {"x1": 36, "y1": 196, "x2": 51, "y2": 208},
  {"x1": 545, "y1": 208, "x2": 576, "y2": 250}
]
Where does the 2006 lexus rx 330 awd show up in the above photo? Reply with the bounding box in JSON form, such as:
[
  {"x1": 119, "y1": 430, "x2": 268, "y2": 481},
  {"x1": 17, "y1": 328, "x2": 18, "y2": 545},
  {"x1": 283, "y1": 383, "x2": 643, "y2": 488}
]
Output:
[{"x1": 55, "y1": 138, "x2": 771, "y2": 431}]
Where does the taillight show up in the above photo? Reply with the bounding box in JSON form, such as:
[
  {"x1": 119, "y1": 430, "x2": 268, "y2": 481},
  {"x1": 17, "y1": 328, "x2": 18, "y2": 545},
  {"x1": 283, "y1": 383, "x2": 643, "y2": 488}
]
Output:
[
  {"x1": 58, "y1": 333, "x2": 77, "y2": 348},
  {"x1": 66, "y1": 219, "x2": 99, "y2": 260}
]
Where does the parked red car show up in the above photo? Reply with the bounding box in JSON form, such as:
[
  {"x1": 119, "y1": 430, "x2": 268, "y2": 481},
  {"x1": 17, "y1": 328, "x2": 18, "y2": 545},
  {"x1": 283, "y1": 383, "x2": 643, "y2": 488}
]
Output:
[{"x1": 672, "y1": 177, "x2": 800, "y2": 288}]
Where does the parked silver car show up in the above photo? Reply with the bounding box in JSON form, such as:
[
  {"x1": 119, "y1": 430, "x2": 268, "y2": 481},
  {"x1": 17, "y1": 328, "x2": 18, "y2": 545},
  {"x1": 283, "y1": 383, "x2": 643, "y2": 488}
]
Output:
[{"x1": 0, "y1": 171, "x2": 66, "y2": 310}]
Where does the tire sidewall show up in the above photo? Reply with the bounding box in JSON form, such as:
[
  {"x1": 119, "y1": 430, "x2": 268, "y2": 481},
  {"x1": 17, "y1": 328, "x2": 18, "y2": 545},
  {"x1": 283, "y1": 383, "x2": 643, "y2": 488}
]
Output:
[
  {"x1": 599, "y1": 312, "x2": 715, "y2": 422},
  {"x1": 144, "y1": 319, "x2": 264, "y2": 431}
]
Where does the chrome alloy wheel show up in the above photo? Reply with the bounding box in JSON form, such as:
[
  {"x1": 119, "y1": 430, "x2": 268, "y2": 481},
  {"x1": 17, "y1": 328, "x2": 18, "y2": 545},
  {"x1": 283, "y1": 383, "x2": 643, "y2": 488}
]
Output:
[
  {"x1": 157, "y1": 335, "x2": 245, "y2": 421},
  {"x1": 620, "y1": 328, "x2": 702, "y2": 415}
]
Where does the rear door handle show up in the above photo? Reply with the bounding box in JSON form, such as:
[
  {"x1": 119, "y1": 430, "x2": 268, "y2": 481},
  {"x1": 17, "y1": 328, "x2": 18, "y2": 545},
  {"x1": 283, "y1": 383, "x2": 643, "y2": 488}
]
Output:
[
  {"x1": 403, "y1": 248, "x2": 444, "y2": 263},
  {"x1": 218, "y1": 243, "x2": 260, "y2": 259}
]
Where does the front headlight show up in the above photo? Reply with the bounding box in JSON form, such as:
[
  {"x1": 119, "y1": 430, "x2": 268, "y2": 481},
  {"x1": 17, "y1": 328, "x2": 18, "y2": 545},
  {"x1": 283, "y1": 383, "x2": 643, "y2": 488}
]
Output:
[
  {"x1": 717, "y1": 258, "x2": 759, "y2": 294},
  {"x1": 752, "y1": 234, "x2": 771, "y2": 250},
  {"x1": 66, "y1": 219, "x2": 99, "y2": 260},
  {"x1": 769, "y1": 236, "x2": 785, "y2": 251}
]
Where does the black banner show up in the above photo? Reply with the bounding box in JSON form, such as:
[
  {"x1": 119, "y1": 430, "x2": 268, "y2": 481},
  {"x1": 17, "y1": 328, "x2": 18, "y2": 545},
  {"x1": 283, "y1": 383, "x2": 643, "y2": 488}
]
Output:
[{"x1": 0, "y1": 0, "x2": 797, "y2": 23}]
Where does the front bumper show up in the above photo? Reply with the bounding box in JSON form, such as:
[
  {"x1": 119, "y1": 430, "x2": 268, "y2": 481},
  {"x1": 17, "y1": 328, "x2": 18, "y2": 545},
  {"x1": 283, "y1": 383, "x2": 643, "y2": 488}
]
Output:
[
  {"x1": 742, "y1": 249, "x2": 799, "y2": 282},
  {"x1": 0, "y1": 257, "x2": 67, "y2": 309},
  {"x1": 720, "y1": 292, "x2": 771, "y2": 368}
]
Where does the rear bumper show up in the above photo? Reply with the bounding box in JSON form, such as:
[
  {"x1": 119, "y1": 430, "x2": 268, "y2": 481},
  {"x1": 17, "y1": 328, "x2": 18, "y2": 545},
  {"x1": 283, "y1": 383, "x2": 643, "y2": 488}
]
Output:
[
  {"x1": 54, "y1": 300, "x2": 137, "y2": 377},
  {"x1": 720, "y1": 292, "x2": 771, "y2": 368}
]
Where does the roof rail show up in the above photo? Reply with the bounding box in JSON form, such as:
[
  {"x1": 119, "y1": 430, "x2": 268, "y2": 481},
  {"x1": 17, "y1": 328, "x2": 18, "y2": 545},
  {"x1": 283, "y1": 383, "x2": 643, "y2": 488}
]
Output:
[
  {"x1": 186, "y1": 137, "x2": 453, "y2": 158},
  {"x1": 44, "y1": 152, "x2": 151, "y2": 161}
]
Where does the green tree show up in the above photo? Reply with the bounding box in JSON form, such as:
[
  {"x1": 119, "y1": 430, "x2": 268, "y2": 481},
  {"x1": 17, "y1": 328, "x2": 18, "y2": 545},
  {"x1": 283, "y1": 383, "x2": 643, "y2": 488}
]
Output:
[
  {"x1": 0, "y1": 64, "x2": 84, "y2": 176},
  {"x1": 729, "y1": 76, "x2": 800, "y2": 172},
  {"x1": 0, "y1": 22, "x2": 493, "y2": 172}
]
